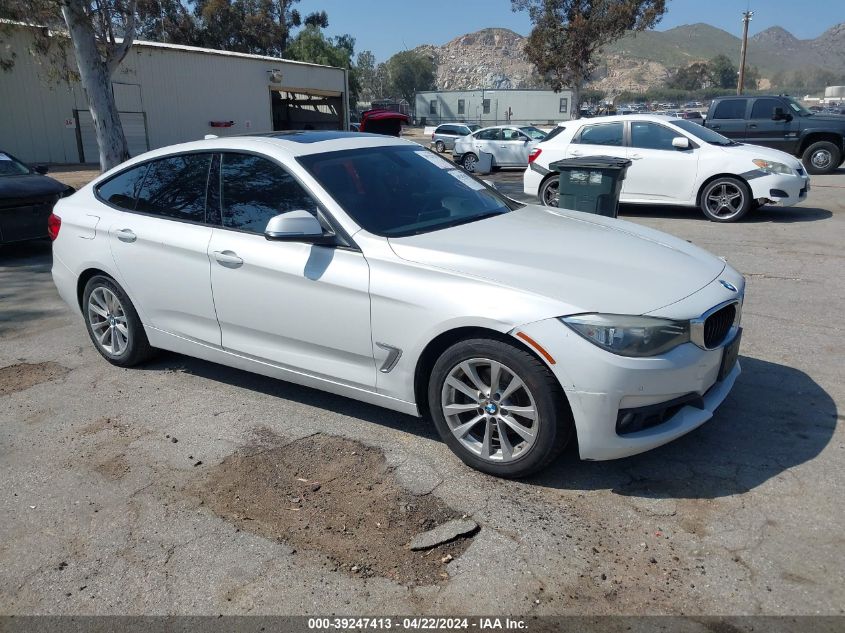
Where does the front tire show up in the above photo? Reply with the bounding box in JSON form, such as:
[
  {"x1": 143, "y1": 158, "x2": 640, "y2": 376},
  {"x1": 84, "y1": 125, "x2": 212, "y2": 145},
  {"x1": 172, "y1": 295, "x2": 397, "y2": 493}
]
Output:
[
  {"x1": 699, "y1": 177, "x2": 752, "y2": 222},
  {"x1": 428, "y1": 338, "x2": 572, "y2": 478},
  {"x1": 802, "y1": 141, "x2": 840, "y2": 175},
  {"x1": 83, "y1": 275, "x2": 155, "y2": 367}
]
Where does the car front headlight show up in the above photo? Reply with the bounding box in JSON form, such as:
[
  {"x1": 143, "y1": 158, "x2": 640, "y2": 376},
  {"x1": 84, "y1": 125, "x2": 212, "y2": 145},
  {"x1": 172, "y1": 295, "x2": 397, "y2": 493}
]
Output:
[
  {"x1": 752, "y1": 158, "x2": 795, "y2": 176},
  {"x1": 560, "y1": 314, "x2": 690, "y2": 357}
]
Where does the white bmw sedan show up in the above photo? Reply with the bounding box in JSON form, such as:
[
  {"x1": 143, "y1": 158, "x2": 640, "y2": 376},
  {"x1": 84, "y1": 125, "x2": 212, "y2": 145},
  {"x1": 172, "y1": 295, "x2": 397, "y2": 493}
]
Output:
[
  {"x1": 524, "y1": 114, "x2": 810, "y2": 222},
  {"x1": 50, "y1": 131, "x2": 744, "y2": 478}
]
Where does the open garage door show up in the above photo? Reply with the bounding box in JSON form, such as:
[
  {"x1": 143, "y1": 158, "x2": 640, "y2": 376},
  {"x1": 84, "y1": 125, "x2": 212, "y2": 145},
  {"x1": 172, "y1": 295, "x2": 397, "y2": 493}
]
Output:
[
  {"x1": 271, "y1": 88, "x2": 343, "y2": 131},
  {"x1": 76, "y1": 111, "x2": 149, "y2": 164}
]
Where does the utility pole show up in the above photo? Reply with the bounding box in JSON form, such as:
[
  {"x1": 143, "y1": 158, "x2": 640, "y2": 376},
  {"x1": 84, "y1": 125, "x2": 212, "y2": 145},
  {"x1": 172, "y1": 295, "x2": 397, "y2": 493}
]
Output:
[{"x1": 737, "y1": 10, "x2": 753, "y2": 95}]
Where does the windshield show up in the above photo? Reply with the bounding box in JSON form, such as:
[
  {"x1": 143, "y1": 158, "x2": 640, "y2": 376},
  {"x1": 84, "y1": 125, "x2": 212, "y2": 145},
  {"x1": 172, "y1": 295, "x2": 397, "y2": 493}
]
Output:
[
  {"x1": 298, "y1": 145, "x2": 520, "y2": 237},
  {"x1": 672, "y1": 119, "x2": 737, "y2": 146},
  {"x1": 468, "y1": 124, "x2": 481, "y2": 132},
  {"x1": 520, "y1": 126, "x2": 547, "y2": 140},
  {"x1": 784, "y1": 97, "x2": 812, "y2": 116},
  {"x1": 0, "y1": 152, "x2": 31, "y2": 177}
]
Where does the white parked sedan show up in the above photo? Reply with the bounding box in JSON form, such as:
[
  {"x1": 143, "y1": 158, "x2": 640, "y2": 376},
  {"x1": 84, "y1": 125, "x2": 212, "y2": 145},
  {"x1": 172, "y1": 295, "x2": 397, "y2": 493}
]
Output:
[
  {"x1": 453, "y1": 125, "x2": 546, "y2": 172},
  {"x1": 524, "y1": 114, "x2": 810, "y2": 222},
  {"x1": 50, "y1": 131, "x2": 744, "y2": 477}
]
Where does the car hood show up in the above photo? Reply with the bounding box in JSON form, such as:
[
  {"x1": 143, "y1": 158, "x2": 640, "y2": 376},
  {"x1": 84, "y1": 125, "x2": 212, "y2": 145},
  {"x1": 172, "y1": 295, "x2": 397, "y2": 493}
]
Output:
[
  {"x1": 0, "y1": 174, "x2": 69, "y2": 201},
  {"x1": 388, "y1": 205, "x2": 726, "y2": 316},
  {"x1": 720, "y1": 142, "x2": 804, "y2": 169},
  {"x1": 806, "y1": 113, "x2": 845, "y2": 123}
]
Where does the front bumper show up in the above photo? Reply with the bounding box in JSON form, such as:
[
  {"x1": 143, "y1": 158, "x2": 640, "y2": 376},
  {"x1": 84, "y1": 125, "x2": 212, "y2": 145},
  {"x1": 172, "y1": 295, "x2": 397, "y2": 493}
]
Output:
[{"x1": 749, "y1": 172, "x2": 809, "y2": 207}]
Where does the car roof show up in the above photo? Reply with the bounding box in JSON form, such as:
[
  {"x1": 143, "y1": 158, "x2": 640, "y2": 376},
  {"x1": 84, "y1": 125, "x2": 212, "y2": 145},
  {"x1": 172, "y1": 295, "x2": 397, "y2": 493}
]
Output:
[{"x1": 562, "y1": 114, "x2": 684, "y2": 125}]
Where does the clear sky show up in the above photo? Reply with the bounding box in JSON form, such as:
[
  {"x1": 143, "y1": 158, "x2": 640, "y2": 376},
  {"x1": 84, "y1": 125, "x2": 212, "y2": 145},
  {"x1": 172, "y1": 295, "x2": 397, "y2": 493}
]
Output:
[{"x1": 313, "y1": 0, "x2": 843, "y2": 62}]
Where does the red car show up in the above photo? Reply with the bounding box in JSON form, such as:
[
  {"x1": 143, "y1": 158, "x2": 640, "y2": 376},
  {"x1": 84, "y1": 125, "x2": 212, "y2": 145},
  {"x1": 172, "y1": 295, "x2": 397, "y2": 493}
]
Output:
[{"x1": 358, "y1": 109, "x2": 410, "y2": 136}]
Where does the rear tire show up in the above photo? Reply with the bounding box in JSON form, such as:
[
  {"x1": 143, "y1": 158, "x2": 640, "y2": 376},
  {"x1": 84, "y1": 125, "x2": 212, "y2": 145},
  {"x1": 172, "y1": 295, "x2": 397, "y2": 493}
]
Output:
[
  {"x1": 461, "y1": 153, "x2": 478, "y2": 173},
  {"x1": 699, "y1": 177, "x2": 752, "y2": 222},
  {"x1": 83, "y1": 275, "x2": 155, "y2": 367},
  {"x1": 539, "y1": 176, "x2": 560, "y2": 207},
  {"x1": 802, "y1": 141, "x2": 840, "y2": 175},
  {"x1": 428, "y1": 337, "x2": 572, "y2": 478},
  {"x1": 434, "y1": 140, "x2": 446, "y2": 153}
]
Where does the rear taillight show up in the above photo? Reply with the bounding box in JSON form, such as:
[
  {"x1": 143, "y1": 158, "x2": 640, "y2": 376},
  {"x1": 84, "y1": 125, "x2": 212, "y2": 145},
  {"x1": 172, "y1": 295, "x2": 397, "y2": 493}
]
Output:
[
  {"x1": 528, "y1": 148, "x2": 542, "y2": 164},
  {"x1": 47, "y1": 213, "x2": 61, "y2": 241}
]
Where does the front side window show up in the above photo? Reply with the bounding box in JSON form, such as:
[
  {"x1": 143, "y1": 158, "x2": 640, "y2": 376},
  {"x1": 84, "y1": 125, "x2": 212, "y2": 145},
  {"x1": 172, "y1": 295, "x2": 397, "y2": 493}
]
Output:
[
  {"x1": 457, "y1": 99, "x2": 465, "y2": 115},
  {"x1": 750, "y1": 98, "x2": 783, "y2": 120},
  {"x1": 576, "y1": 122, "x2": 623, "y2": 146},
  {"x1": 220, "y1": 153, "x2": 319, "y2": 234},
  {"x1": 712, "y1": 99, "x2": 747, "y2": 119},
  {"x1": 298, "y1": 145, "x2": 520, "y2": 237},
  {"x1": 630, "y1": 122, "x2": 681, "y2": 151},
  {"x1": 502, "y1": 128, "x2": 524, "y2": 141},
  {"x1": 135, "y1": 154, "x2": 212, "y2": 222},
  {"x1": 482, "y1": 99, "x2": 491, "y2": 114},
  {"x1": 429, "y1": 100, "x2": 437, "y2": 114},
  {"x1": 559, "y1": 97, "x2": 568, "y2": 113},
  {"x1": 96, "y1": 163, "x2": 149, "y2": 210}
]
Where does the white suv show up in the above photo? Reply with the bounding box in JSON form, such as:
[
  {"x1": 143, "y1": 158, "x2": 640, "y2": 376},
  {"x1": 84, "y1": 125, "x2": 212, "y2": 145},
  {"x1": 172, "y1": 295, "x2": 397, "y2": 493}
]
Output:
[{"x1": 524, "y1": 115, "x2": 810, "y2": 222}]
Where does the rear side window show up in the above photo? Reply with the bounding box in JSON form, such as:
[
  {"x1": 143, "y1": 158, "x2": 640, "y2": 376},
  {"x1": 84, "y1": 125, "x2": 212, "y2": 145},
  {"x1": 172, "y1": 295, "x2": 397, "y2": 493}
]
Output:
[
  {"x1": 96, "y1": 164, "x2": 149, "y2": 210},
  {"x1": 476, "y1": 128, "x2": 501, "y2": 141},
  {"x1": 135, "y1": 154, "x2": 212, "y2": 222},
  {"x1": 576, "y1": 123, "x2": 623, "y2": 146},
  {"x1": 712, "y1": 99, "x2": 747, "y2": 119},
  {"x1": 220, "y1": 153, "x2": 319, "y2": 234}
]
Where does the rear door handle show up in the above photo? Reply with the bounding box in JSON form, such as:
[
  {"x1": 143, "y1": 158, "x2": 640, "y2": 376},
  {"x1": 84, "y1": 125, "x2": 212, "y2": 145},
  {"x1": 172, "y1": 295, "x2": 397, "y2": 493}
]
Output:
[
  {"x1": 570, "y1": 151, "x2": 582, "y2": 156},
  {"x1": 630, "y1": 154, "x2": 643, "y2": 160},
  {"x1": 115, "y1": 228, "x2": 136, "y2": 243},
  {"x1": 748, "y1": 124, "x2": 757, "y2": 129},
  {"x1": 710, "y1": 125, "x2": 721, "y2": 130},
  {"x1": 212, "y1": 250, "x2": 243, "y2": 268}
]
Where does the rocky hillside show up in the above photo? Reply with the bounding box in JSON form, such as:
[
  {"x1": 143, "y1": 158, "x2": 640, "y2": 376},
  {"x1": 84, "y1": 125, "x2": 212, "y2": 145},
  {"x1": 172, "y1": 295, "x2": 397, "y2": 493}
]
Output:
[{"x1": 413, "y1": 22, "x2": 845, "y2": 94}]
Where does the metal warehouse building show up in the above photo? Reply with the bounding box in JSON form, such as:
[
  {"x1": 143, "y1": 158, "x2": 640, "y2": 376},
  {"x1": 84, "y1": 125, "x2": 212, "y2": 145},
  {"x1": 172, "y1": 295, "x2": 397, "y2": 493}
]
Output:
[
  {"x1": 414, "y1": 89, "x2": 574, "y2": 128},
  {"x1": 0, "y1": 23, "x2": 350, "y2": 164}
]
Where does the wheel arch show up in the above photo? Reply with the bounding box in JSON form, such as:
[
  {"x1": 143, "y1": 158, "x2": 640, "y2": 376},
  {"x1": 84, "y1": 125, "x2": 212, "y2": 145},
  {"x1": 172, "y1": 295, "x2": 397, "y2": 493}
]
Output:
[
  {"x1": 412, "y1": 325, "x2": 574, "y2": 424},
  {"x1": 76, "y1": 268, "x2": 113, "y2": 311},
  {"x1": 695, "y1": 173, "x2": 752, "y2": 207},
  {"x1": 798, "y1": 132, "x2": 843, "y2": 155}
]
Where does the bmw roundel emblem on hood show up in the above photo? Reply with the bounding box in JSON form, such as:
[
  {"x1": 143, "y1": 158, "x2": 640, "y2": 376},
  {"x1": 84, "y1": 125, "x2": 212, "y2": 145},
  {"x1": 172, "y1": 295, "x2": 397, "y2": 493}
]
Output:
[{"x1": 719, "y1": 280, "x2": 738, "y2": 292}]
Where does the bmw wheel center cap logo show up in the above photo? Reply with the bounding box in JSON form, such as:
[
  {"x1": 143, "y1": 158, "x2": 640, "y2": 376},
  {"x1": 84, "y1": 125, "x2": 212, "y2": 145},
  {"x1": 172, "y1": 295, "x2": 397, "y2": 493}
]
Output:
[
  {"x1": 485, "y1": 403, "x2": 498, "y2": 415},
  {"x1": 719, "y1": 280, "x2": 738, "y2": 292}
]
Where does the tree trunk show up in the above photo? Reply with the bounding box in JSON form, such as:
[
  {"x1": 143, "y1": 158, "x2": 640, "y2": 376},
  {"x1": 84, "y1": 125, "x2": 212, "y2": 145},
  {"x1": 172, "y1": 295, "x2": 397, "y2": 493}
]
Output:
[
  {"x1": 571, "y1": 82, "x2": 581, "y2": 120},
  {"x1": 61, "y1": 0, "x2": 130, "y2": 171}
]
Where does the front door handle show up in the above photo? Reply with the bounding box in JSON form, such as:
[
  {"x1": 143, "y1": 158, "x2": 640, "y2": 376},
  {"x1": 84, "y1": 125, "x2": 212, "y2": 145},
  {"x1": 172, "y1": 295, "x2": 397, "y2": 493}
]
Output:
[
  {"x1": 115, "y1": 228, "x2": 136, "y2": 243},
  {"x1": 630, "y1": 154, "x2": 643, "y2": 160},
  {"x1": 748, "y1": 124, "x2": 757, "y2": 129},
  {"x1": 570, "y1": 150, "x2": 582, "y2": 157},
  {"x1": 212, "y1": 250, "x2": 243, "y2": 268},
  {"x1": 710, "y1": 125, "x2": 721, "y2": 130}
]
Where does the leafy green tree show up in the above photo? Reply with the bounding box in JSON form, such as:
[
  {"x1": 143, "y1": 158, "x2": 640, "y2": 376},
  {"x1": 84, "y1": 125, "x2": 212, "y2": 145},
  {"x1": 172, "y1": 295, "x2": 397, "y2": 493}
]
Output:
[
  {"x1": 709, "y1": 54, "x2": 737, "y2": 89},
  {"x1": 512, "y1": 0, "x2": 666, "y2": 118},
  {"x1": 667, "y1": 61, "x2": 712, "y2": 91},
  {"x1": 285, "y1": 26, "x2": 359, "y2": 107},
  {"x1": 356, "y1": 50, "x2": 378, "y2": 102},
  {"x1": 384, "y1": 50, "x2": 436, "y2": 105}
]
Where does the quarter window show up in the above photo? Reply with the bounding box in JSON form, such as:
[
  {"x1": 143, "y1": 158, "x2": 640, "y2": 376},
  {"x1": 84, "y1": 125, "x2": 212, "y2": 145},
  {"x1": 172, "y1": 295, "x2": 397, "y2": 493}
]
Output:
[
  {"x1": 712, "y1": 99, "x2": 747, "y2": 119},
  {"x1": 576, "y1": 123, "x2": 623, "y2": 146},
  {"x1": 630, "y1": 122, "x2": 682, "y2": 151},
  {"x1": 96, "y1": 164, "x2": 149, "y2": 210},
  {"x1": 135, "y1": 154, "x2": 212, "y2": 222},
  {"x1": 220, "y1": 153, "x2": 319, "y2": 234}
]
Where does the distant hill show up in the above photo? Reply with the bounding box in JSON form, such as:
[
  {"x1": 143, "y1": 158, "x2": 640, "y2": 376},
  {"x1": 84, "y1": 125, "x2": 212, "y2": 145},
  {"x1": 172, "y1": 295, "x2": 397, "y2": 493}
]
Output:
[{"x1": 413, "y1": 22, "x2": 845, "y2": 94}]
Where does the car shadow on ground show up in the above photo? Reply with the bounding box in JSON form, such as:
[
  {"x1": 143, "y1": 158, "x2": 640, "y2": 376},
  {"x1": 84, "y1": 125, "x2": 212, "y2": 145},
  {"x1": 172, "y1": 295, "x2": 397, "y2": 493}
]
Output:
[
  {"x1": 146, "y1": 351, "x2": 836, "y2": 501},
  {"x1": 531, "y1": 355, "x2": 838, "y2": 499},
  {"x1": 619, "y1": 204, "x2": 833, "y2": 223}
]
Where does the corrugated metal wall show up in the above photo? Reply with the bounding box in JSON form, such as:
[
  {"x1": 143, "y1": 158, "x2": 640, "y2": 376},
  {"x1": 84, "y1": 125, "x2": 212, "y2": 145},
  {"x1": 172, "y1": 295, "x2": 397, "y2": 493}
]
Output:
[
  {"x1": 0, "y1": 26, "x2": 347, "y2": 164},
  {"x1": 414, "y1": 89, "x2": 574, "y2": 127}
]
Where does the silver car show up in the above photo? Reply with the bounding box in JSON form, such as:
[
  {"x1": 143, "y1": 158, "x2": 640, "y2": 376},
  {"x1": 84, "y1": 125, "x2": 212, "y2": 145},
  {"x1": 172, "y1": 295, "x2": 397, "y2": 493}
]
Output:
[
  {"x1": 430, "y1": 123, "x2": 480, "y2": 153},
  {"x1": 454, "y1": 125, "x2": 547, "y2": 172}
]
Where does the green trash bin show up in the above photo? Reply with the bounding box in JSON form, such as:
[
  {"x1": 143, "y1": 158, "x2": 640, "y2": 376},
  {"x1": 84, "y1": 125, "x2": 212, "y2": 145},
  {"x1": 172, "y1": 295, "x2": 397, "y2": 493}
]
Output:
[{"x1": 548, "y1": 155, "x2": 632, "y2": 218}]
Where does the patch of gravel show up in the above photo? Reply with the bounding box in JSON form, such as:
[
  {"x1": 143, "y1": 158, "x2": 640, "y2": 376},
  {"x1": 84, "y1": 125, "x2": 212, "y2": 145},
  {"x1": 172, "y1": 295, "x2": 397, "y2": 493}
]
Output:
[{"x1": 0, "y1": 362, "x2": 70, "y2": 397}]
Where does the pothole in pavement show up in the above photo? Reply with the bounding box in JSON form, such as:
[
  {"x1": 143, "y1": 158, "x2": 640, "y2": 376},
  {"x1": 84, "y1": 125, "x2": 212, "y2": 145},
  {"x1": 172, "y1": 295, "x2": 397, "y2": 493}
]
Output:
[
  {"x1": 192, "y1": 431, "x2": 476, "y2": 586},
  {"x1": 0, "y1": 362, "x2": 70, "y2": 397}
]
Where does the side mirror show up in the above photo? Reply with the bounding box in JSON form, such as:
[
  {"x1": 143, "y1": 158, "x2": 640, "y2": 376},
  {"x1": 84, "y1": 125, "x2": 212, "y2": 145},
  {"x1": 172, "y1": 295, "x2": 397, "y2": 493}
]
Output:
[
  {"x1": 672, "y1": 136, "x2": 690, "y2": 149},
  {"x1": 772, "y1": 107, "x2": 792, "y2": 121},
  {"x1": 264, "y1": 210, "x2": 333, "y2": 244},
  {"x1": 34, "y1": 165, "x2": 49, "y2": 175},
  {"x1": 482, "y1": 179, "x2": 498, "y2": 190}
]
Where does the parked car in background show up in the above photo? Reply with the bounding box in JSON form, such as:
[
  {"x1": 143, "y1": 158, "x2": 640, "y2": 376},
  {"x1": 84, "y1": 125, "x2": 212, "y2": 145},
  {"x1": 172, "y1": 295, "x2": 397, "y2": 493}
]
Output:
[
  {"x1": 1, "y1": 150, "x2": 74, "y2": 245},
  {"x1": 50, "y1": 131, "x2": 746, "y2": 477},
  {"x1": 430, "y1": 123, "x2": 481, "y2": 153},
  {"x1": 359, "y1": 109, "x2": 410, "y2": 136},
  {"x1": 524, "y1": 114, "x2": 809, "y2": 222},
  {"x1": 704, "y1": 95, "x2": 845, "y2": 174},
  {"x1": 679, "y1": 110, "x2": 704, "y2": 123},
  {"x1": 454, "y1": 125, "x2": 547, "y2": 172}
]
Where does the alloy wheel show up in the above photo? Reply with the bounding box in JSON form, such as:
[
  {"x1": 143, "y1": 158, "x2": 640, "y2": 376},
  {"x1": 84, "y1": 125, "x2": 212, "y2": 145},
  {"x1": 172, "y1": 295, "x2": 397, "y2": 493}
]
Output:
[
  {"x1": 462, "y1": 154, "x2": 477, "y2": 173},
  {"x1": 87, "y1": 286, "x2": 129, "y2": 355},
  {"x1": 440, "y1": 358, "x2": 538, "y2": 463},
  {"x1": 705, "y1": 182, "x2": 745, "y2": 219},
  {"x1": 542, "y1": 179, "x2": 560, "y2": 207}
]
